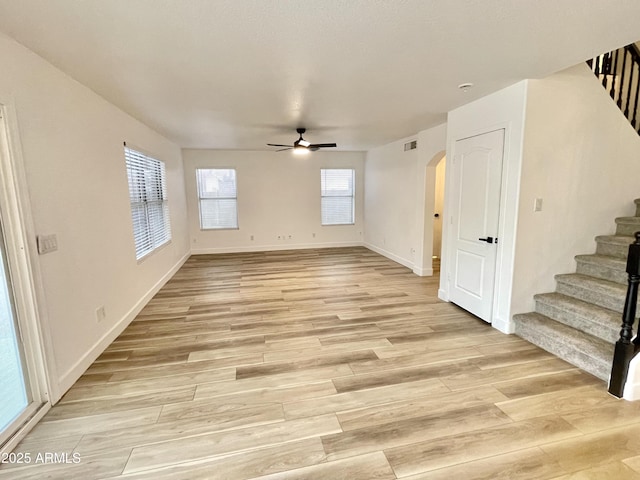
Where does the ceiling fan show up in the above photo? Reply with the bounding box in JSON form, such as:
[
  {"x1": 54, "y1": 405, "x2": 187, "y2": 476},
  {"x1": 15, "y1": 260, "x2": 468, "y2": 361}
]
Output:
[{"x1": 267, "y1": 128, "x2": 337, "y2": 153}]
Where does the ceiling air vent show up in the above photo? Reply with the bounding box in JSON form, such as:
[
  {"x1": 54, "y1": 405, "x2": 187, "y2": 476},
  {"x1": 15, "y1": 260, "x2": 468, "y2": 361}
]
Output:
[{"x1": 404, "y1": 140, "x2": 417, "y2": 151}]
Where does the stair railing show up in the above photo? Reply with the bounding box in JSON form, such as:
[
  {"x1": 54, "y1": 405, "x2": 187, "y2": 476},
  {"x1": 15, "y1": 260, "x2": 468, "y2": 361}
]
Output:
[
  {"x1": 587, "y1": 43, "x2": 640, "y2": 134},
  {"x1": 609, "y1": 231, "x2": 640, "y2": 397}
]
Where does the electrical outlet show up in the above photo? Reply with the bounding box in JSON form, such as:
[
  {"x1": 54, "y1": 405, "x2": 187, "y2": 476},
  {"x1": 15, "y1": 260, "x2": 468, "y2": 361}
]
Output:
[{"x1": 96, "y1": 306, "x2": 106, "y2": 323}]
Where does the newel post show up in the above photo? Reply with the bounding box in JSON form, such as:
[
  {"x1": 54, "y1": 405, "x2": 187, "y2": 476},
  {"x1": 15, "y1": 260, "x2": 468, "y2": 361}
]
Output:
[{"x1": 609, "y1": 232, "x2": 640, "y2": 397}]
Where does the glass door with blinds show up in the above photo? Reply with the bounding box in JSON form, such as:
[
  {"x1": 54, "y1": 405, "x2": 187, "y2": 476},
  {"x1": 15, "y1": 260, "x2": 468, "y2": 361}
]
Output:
[{"x1": 0, "y1": 221, "x2": 31, "y2": 445}]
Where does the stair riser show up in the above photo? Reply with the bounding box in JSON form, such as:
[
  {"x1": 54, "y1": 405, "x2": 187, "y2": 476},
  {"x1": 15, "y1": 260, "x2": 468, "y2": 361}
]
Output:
[
  {"x1": 575, "y1": 260, "x2": 628, "y2": 285},
  {"x1": 534, "y1": 300, "x2": 619, "y2": 343},
  {"x1": 596, "y1": 241, "x2": 629, "y2": 259},
  {"x1": 555, "y1": 281, "x2": 632, "y2": 314},
  {"x1": 514, "y1": 322, "x2": 610, "y2": 381},
  {"x1": 616, "y1": 222, "x2": 640, "y2": 236}
]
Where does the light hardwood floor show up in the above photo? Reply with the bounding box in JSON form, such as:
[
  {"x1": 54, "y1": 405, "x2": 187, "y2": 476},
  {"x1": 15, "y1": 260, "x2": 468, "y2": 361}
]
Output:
[{"x1": 3, "y1": 247, "x2": 640, "y2": 479}]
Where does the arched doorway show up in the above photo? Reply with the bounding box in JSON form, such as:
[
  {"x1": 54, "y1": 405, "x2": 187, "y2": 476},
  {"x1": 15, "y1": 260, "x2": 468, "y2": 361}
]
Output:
[{"x1": 420, "y1": 150, "x2": 446, "y2": 276}]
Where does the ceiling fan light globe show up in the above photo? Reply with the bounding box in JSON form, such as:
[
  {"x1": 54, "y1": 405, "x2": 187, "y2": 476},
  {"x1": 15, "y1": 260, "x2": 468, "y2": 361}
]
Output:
[{"x1": 293, "y1": 147, "x2": 309, "y2": 156}]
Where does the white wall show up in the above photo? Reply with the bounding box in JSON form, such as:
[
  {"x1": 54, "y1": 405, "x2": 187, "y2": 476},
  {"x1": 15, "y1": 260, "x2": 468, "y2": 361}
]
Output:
[
  {"x1": 183, "y1": 149, "x2": 365, "y2": 253},
  {"x1": 512, "y1": 63, "x2": 640, "y2": 316},
  {"x1": 0, "y1": 32, "x2": 190, "y2": 399},
  {"x1": 364, "y1": 124, "x2": 446, "y2": 274},
  {"x1": 441, "y1": 81, "x2": 528, "y2": 333},
  {"x1": 364, "y1": 136, "x2": 419, "y2": 268}
]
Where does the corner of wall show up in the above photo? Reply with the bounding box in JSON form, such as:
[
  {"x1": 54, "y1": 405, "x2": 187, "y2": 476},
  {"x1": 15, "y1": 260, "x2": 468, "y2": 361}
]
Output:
[
  {"x1": 491, "y1": 314, "x2": 515, "y2": 334},
  {"x1": 412, "y1": 266, "x2": 434, "y2": 277},
  {"x1": 364, "y1": 242, "x2": 414, "y2": 270}
]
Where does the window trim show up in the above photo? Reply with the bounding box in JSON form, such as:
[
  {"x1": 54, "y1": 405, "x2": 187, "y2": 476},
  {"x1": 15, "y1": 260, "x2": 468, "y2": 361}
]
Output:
[
  {"x1": 196, "y1": 168, "x2": 239, "y2": 230},
  {"x1": 124, "y1": 145, "x2": 172, "y2": 261},
  {"x1": 320, "y1": 168, "x2": 356, "y2": 226}
]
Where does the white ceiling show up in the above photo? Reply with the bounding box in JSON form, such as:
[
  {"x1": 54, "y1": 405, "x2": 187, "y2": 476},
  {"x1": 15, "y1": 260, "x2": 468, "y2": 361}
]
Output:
[{"x1": 0, "y1": 1, "x2": 639, "y2": 151}]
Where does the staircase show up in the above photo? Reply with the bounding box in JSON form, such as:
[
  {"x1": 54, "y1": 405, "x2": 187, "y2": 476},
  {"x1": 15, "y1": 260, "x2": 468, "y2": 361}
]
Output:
[{"x1": 513, "y1": 201, "x2": 640, "y2": 381}]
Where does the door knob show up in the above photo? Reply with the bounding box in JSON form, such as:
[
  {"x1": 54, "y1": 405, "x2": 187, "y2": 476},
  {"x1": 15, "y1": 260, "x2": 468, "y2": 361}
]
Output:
[{"x1": 478, "y1": 236, "x2": 494, "y2": 244}]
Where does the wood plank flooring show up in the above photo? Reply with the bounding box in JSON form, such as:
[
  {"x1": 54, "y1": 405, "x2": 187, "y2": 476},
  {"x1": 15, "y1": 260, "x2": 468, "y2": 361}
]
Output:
[{"x1": 2, "y1": 247, "x2": 638, "y2": 479}]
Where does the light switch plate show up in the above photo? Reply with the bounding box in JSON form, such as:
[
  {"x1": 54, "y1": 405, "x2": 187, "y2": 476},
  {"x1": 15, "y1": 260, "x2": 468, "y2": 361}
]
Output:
[
  {"x1": 37, "y1": 234, "x2": 58, "y2": 254},
  {"x1": 534, "y1": 198, "x2": 543, "y2": 212}
]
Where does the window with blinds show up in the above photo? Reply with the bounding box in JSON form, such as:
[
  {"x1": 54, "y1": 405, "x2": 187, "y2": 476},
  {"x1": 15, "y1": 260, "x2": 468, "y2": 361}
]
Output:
[
  {"x1": 124, "y1": 146, "x2": 171, "y2": 260},
  {"x1": 321, "y1": 169, "x2": 355, "y2": 225},
  {"x1": 196, "y1": 169, "x2": 238, "y2": 229}
]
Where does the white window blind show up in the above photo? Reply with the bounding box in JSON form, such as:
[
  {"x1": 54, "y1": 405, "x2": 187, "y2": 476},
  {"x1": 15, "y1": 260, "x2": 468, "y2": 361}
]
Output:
[
  {"x1": 196, "y1": 169, "x2": 238, "y2": 229},
  {"x1": 321, "y1": 169, "x2": 355, "y2": 225},
  {"x1": 125, "y1": 146, "x2": 171, "y2": 260}
]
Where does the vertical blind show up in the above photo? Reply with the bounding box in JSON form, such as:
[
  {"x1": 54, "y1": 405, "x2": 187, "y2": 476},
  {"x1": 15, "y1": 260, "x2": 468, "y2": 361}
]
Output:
[
  {"x1": 196, "y1": 169, "x2": 238, "y2": 229},
  {"x1": 321, "y1": 169, "x2": 355, "y2": 225},
  {"x1": 125, "y1": 146, "x2": 171, "y2": 260}
]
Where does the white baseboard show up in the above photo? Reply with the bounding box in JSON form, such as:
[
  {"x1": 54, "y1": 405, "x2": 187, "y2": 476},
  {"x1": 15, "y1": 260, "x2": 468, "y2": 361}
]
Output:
[
  {"x1": 413, "y1": 267, "x2": 434, "y2": 277},
  {"x1": 191, "y1": 241, "x2": 364, "y2": 255},
  {"x1": 491, "y1": 315, "x2": 514, "y2": 334},
  {"x1": 363, "y1": 242, "x2": 414, "y2": 270},
  {"x1": 56, "y1": 252, "x2": 190, "y2": 399},
  {"x1": 438, "y1": 288, "x2": 449, "y2": 302},
  {"x1": 624, "y1": 355, "x2": 640, "y2": 401}
]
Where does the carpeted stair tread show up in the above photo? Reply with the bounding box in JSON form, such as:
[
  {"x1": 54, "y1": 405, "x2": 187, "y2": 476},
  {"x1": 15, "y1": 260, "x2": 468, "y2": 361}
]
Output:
[
  {"x1": 595, "y1": 235, "x2": 634, "y2": 259},
  {"x1": 615, "y1": 217, "x2": 640, "y2": 236},
  {"x1": 595, "y1": 234, "x2": 636, "y2": 245},
  {"x1": 574, "y1": 254, "x2": 627, "y2": 284},
  {"x1": 534, "y1": 292, "x2": 620, "y2": 343},
  {"x1": 555, "y1": 273, "x2": 632, "y2": 313},
  {"x1": 513, "y1": 312, "x2": 612, "y2": 381}
]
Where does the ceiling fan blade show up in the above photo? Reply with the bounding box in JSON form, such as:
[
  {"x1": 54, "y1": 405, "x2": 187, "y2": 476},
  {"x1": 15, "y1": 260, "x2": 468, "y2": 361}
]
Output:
[
  {"x1": 267, "y1": 143, "x2": 293, "y2": 147},
  {"x1": 276, "y1": 147, "x2": 293, "y2": 152},
  {"x1": 308, "y1": 143, "x2": 337, "y2": 149}
]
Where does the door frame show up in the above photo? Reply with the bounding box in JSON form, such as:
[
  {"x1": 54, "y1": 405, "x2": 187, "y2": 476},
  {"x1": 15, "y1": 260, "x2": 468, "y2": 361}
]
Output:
[{"x1": 0, "y1": 101, "x2": 55, "y2": 453}]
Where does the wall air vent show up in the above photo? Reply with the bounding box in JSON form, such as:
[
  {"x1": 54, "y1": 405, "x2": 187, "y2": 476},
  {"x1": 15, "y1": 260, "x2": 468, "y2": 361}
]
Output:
[{"x1": 404, "y1": 140, "x2": 417, "y2": 151}]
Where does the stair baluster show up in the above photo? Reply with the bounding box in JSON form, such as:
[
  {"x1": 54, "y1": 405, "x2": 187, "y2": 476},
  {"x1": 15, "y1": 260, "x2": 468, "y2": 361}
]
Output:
[
  {"x1": 610, "y1": 49, "x2": 619, "y2": 100},
  {"x1": 602, "y1": 52, "x2": 610, "y2": 88},
  {"x1": 617, "y1": 50, "x2": 628, "y2": 109},
  {"x1": 589, "y1": 43, "x2": 640, "y2": 135},
  {"x1": 608, "y1": 231, "x2": 640, "y2": 397},
  {"x1": 632, "y1": 69, "x2": 640, "y2": 130}
]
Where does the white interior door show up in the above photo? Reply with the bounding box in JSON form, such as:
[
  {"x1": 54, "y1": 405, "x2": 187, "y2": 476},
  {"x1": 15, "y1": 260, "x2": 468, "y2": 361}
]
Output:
[{"x1": 448, "y1": 129, "x2": 504, "y2": 322}]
